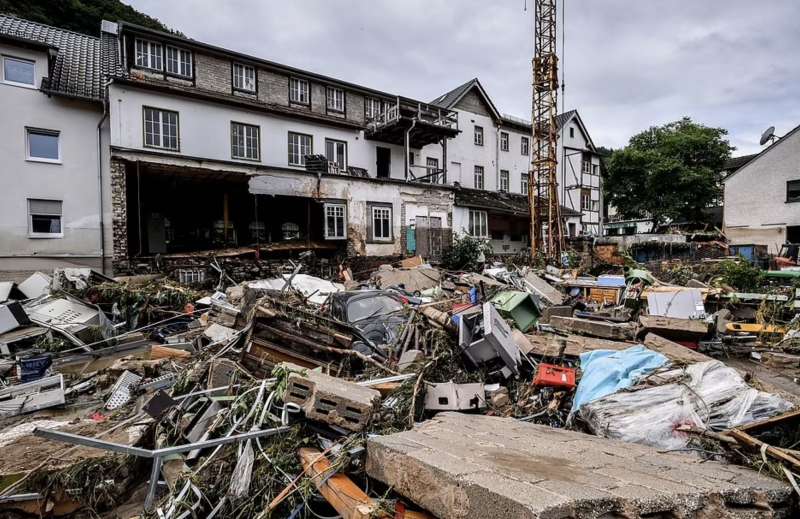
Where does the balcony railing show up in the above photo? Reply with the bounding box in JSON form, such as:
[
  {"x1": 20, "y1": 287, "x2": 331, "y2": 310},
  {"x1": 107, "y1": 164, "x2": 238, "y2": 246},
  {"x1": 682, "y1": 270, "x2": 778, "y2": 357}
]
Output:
[
  {"x1": 408, "y1": 165, "x2": 445, "y2": 184},
  {"x1": 366, "y1": 97, "x2": 458, "y2": 133}
]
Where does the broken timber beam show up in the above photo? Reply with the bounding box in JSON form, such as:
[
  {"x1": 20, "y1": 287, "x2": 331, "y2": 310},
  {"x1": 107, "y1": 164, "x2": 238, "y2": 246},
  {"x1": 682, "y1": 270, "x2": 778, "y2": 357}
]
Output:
[
  {"x1": 729, "y1": 429, "x2": 800, "y2": 471},
  {"x1": 548, "y1": 316, "x2": 636, "y2": 340}
]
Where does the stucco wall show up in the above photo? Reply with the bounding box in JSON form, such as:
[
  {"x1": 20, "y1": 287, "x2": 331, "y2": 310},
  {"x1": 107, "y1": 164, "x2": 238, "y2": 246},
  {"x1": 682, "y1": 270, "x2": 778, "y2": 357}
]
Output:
[{"x1": 0, "y1": 42, "x2": 104, "y2": 269}]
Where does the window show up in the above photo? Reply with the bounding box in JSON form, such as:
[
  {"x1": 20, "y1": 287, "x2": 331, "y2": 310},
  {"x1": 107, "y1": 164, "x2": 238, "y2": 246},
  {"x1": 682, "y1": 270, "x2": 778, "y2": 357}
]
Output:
[
  {"x1": 468, "y1": 209, "x2": 488, "y2": 238},
  {"x1": 426, "y1": 157, "x2": 439, "y2": 171},
  {"x1": 327, "y1": 87, "x2": 345, "y2": 113},
  {"x1": 592, "y1": 164, "x2": 599, "y2": 176},
  {"x1": 135, "y1": 39, "x2": 162, "y2": 70},
  {"x1": 500, "y1": 132, "x2": 509, "y2": 152},
  {"x1": 500, "y1": 170, "x2": 509, "y2": 191},
  {"x1": 521, "y1": 173, "x2": 529, "y2": 195},
  {"x1": 143, "y1": 107, "x2": 179, "y2": 150},
  {"x1": 289, "y1": 77, "x2": 309, "y2": 104},
  {"x1": 569, "y1": 127, "x2": 575, "y2": 138},
  {"x1": 787, "y1": 180, "x2": 800, "y2": 203},
  {"x1": 324, "y1": 203, "x2": 346, "y2": 240},
  {"x1": 231, "y1": 122, "x2": 260, "y2": 160},
  {"x1": 26, "y1": 128, "x2": 60, "y2": 162},
  {"x1": 325, "y1": 139, "x2": 347, "y2": 170},
  {"x1": 2, "y1": 56, "x2": 35, "y2": 86},
  {"x1": 288, "y1": 132, "x2": 313, "y2": 166},
  {"x1": 28, "y1": 199, "x2": 62, "y2": 237},
  {"x1": 365, "y1": 98, "x2": 382, "y2": 120},
  {"x1": 166, "y1": 46, "x2": 192, "y2": 77},
  {"x1": 582, "y1": 160, "x2": 592, "y2": 175},
  {"x1": 474, "y1": 126, "x2": 484, "y2": 146},
  {"x1": 581, "y1": 188, "x2": 592, "y2": 211},
  {"x1": 474, "y1": 166, "x2": 484, "y2": 190},
  {"x1": 370, "y1": 204, "x2": 392, "y2": 241},
  {"x1": 521, "y1": 136, "x2": 530, "y2": 155},
  {"x1": 232, "y1": 63, "x2": 256, "y2": 92}
]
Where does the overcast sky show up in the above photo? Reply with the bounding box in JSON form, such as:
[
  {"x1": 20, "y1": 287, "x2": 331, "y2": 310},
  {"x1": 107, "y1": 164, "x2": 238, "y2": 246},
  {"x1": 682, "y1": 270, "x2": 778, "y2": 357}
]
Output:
[{"x1": 129, "y1": 0, "x2": 800, "y2": 155}]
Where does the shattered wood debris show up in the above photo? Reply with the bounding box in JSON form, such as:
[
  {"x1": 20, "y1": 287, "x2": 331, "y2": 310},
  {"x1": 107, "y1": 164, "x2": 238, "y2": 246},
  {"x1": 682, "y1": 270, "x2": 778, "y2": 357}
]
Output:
[{"x1": 1, "y1": 252, "x2": 800, "y2": 517}]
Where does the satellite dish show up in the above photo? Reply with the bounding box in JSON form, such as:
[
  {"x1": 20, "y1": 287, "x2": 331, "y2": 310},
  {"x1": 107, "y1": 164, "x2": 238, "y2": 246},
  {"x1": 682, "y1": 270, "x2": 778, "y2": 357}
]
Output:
[{"x1": 760, "y1": 126, "x2": 776, "y2": 146}]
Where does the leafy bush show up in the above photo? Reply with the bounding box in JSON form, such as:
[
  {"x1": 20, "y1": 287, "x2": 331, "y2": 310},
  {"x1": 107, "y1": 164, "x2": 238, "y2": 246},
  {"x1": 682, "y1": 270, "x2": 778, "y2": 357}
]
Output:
[
  {"x1": 717, "y1": 260, "x2": 762, "y2": 291},
  {"x1": 441, "y1": 234, "x2": 492, "y2": 271}
]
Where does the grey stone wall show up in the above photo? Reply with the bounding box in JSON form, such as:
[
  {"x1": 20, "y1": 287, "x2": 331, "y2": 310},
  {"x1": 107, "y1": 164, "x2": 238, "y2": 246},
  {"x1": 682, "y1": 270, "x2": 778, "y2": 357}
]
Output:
[
  {"x1": 259, "y1": 70, "x2": 288, "y2": 105},
  {"x1": 195, "y1": 53, "x2": 232, "y2": 93},
  {"x1": 310, "y1": 83, "x2": 326, "y2": 115},
  {"x1": 110, "y1": 158, "x2": 129, "y2": 272},
  {"x1": 346, "y1": 93, "x2": 365, "y2": 125}
]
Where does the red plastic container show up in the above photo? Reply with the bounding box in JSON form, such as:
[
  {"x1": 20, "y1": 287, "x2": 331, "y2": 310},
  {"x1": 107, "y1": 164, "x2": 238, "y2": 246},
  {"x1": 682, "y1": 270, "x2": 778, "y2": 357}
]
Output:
[{"x1": 533, "y1": 363, "x2": 577, "y2": 390}]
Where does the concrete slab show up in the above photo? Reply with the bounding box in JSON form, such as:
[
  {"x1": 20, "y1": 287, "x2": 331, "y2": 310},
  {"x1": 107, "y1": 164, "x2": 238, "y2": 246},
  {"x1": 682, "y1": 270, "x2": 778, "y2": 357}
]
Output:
[
  {"x1": 549, "y1": 316, "x2": 636, "y2": 340},
  {"x1": 366, "y1": 412, "x2": 794, "y2": 519}
]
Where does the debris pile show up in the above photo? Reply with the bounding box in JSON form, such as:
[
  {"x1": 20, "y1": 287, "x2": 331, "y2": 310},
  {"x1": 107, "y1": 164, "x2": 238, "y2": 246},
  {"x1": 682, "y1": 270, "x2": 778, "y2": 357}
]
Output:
[{"x1": 0, "y1": 252, "x2": 799, "y2": 517}]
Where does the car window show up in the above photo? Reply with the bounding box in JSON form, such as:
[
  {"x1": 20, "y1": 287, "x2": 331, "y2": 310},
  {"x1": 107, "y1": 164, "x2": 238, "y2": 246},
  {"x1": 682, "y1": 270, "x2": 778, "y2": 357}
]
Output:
[{"x1": 347, "y1": 295, "x2": 404, "y2": 322}]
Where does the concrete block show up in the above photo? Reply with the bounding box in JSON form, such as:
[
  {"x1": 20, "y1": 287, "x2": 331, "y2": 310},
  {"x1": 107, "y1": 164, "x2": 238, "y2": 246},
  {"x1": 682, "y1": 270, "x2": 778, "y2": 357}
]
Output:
[
  {"x1": 549, "y1": 315, "x2": 636, "y2": 340},
  {"x1": 366, "y1": 412, "x2": 793, "y2": 519},
  {"x1": 398, "y1": 349, "x2": 423, "y2": 372},
  {"x1": 283, "y1": 365, "x2": 381, "y2": 432},
  {"x1": 424, "y1": 382, "x2": 485, "y2": 411},
  {"x1": 539, "y1": 304, "x2": 573, "y2": 324}
]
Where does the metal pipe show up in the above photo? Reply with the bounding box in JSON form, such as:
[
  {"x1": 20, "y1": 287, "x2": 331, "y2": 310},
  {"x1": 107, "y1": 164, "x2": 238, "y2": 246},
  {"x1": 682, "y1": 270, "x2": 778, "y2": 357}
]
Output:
[
  {"x1": 404, "y1": 119, "x2": 416, "y2": 180},
  {"x1": 96, "y1": 79, "x2": 113, "y2": 274}
]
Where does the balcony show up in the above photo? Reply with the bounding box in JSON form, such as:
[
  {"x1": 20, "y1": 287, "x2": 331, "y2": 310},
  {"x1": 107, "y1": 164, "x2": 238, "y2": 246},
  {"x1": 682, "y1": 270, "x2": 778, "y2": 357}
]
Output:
[
  {"x1": 408, "y1": 164, "x2": 446, "y2": 184},
  {"x1": 365, "y1": 97, "x2": 459, "y2": 147}
]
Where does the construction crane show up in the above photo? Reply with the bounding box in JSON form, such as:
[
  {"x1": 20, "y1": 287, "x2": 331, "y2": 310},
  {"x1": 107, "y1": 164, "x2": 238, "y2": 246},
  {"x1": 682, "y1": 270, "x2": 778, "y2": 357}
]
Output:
[{"x1": 528, "y1": 0, "x2": 565, "y2": 261}]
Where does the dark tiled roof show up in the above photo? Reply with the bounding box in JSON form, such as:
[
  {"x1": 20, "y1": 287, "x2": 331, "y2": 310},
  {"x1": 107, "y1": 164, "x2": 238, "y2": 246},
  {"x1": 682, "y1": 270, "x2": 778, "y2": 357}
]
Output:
[
  {"x1": 453, "y1": 186, "x2": 582, "y2": 218},
  {"x1": 0, "y1": 14, "x2": 102, "y2": 101},
  {"x1": 431, "y1": 78, "x2": 477, "y2": 108},
  {"x1": 723, "y1": 153, "x2": 758, "y2": 172}
]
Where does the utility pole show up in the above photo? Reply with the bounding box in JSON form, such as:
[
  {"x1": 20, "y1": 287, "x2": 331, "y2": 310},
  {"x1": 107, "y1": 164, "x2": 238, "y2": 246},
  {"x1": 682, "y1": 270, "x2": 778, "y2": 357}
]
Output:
[{"x1": 529, "y1": 0, "x2": 564, "y2": 261}]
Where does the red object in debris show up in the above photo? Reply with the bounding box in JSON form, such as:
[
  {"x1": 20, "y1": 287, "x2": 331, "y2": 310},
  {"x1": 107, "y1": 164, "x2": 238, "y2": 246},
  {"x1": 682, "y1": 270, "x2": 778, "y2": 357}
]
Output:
[
  {"x1": 451, "y1": 302, "x2": 475, "y2": 314},
  {"x1": 90, "y1": 412, "x2": 107, "y2": 422},
  {"x1": 675, "y1": 340, "x2": 699, "y2": 350},
  {"x1": 533, "y1": 363, "x2": 577, "y2": 390}
]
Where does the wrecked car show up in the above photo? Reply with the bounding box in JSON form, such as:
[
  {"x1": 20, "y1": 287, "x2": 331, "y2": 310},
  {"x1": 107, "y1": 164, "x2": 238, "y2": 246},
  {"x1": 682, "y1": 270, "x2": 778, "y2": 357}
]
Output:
[{"x1": 328, "y1": 290, "x2": 407, "y2": 354}]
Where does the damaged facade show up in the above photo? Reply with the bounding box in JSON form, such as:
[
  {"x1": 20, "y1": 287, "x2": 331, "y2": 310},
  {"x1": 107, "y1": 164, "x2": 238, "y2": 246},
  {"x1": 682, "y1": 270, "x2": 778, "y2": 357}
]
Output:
[{"x1": 1, "y1": 15, "x2": 605, "y2": 275}]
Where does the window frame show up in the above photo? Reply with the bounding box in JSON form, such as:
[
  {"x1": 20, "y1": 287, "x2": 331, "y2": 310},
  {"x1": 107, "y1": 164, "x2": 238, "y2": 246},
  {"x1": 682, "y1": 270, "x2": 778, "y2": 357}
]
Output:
[
  {"x1": 25, "y1": 127, "x2": 61, "y2": 164},
  {"x1": 365, "y1": 97, "x2": 383, "y2": 120},
  {"x1": 288, "y1": 131, "x2": 313, "y2": 166},
  {"x1": 289, "y1": 77, "x2": 310, "y2": 105},
  {"x1": 28, "y1": 198, "x2": 63, "y2": 238},
  {"x1": 324, "y1": 202, "x2": 347, "y2": 240},
  {"x1": 232, "y1": 62, "x2": 257, "y2": 93},
  {"x1": 580, "y1": 188, "x2": 592, "y2": 211},
  {"x1": 2, "y1": 55, "x2": 36, "y2": 88},
  {"x1": 787, "y1": 180, "x2": 800, "y2": 203},
  {"x1": 474, "y1": 165, "x2": 484, "y2": 190},
  {"x1": 468, "y1": 209, "x2": 488, "y2": 239},
  {"x1": 521, "y1": 172, "x2": 529, "y2": 195},
  {"x1": 569, "y1": 127, "x2": 575, "y2": 138},
  {"x1": 134, "y1": 38, "x2": 163, "y2": 71},
  {"x1": 474, "y1": 125, "x2": 484, "y2": 146},
  {"x1": 325, "y1": 138, "x2": 348, "y2": 170},
  {"x1": 230, "y1": 121, "x2": 260, "y2": 161},
  {"x1": 500, "y1": 131, "x2": 509, "y2": 152},
  {"x1": 165, "y1": 45, "x2": 192, "y2": 78},
  {"x1": 426, "y1": 157, "x2": 439, "y2": 171},
  {"x1": 326, "y1": 86, "x2": 345, "y2": 114},
  {"x1": 499, "y1": 169, "x2": 509, "y2": 192},
  {"x1": 142, "y1": 106, "x2": 180, "y2": 151},
  {"x1": 368, "y1": 202, "x2": 393, "y2": 242},
  {"x1": 521, "y1": 136, "x2": 530, "y2": 155}
]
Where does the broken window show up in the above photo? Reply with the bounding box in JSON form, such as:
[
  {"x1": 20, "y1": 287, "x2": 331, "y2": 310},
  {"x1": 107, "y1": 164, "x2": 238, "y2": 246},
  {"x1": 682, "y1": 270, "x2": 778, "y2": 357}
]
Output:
[
  {"x1": 365, "y1": 98, "x2": 383, "y2": 120},
  {"x1": 581, "y1": 188, "x2": 592, "y2": 211},
  {"x1": 468, "y1": 209, "x2": 488, "y2": 238},
  {"x1": 289, "y1": 77, "x2": 309, "y2": 104},
  {"x1": 370, "y1": 204, "x2": 392, "y2": 241},
  {"x1": 326, "y1": 87, "x2": 345, "y2": 113},
  {"x1": 166, "y1": 46, "x2": 192, "y2": 77},
  {"x1": 2, "y1": 55, "x2": 34, "y2": 86},
  {"x1": 325, "y1": 139, "x2": 347, "y2": 170},
  {"x1": 500, "y1": 132, "x2": 509, "y2": 152},
  {"x1": 521, "y1": 172, "x2": 529, "y2": 195},
  {"x1": 500, "y1": 170, "x2": 509, "y2": 191},
  {"x1": 232, "y1": 63, "x2": 256, "y2": 92},
  {"x1": 135, "y1": 38, "x2": 162, "y2": 70},
  {"x1": 288, "y1": 132, "x2": 312, "y2": 166},
  {"x1": 787, "y1": 180, "x2": 800, "y2": 203},
  {"x1": 474, "y1": 126, "x2": 484, "y2": 146},
  {"x1": 26, "y1": 128, "x2": 60, "y2": 162},
  {"x1": 521, "y1": 136, "x2": 529, "y2": 155},
  {"x1": 474, "y1": 165, "x2": 484, "y2": 190},
  {"x1": 231, "y1": 122, "x2": 260, "y2": 160},
  {"x1": 324, "y1": 203, "x2": 346, "y2": 240},
  {"x1": 143, "y1": 107, "x2": 179, "y2": 150},
  {"x1": 28, "y1": 198, "x2": 62, "y2": 237}
]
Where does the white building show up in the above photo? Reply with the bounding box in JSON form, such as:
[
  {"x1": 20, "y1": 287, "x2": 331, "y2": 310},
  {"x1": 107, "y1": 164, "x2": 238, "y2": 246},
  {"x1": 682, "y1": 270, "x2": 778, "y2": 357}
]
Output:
[
  {"x1": 0, "y1": 15, "x2": 107, "y2": 272},
  {"x1": 724, "y1": 124, "x2": 800, "y2": 252}
]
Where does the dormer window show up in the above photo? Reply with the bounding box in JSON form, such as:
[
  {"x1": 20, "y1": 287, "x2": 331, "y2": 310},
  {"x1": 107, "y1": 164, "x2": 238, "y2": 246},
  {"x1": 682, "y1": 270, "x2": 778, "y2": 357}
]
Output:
[
  {"x1": 166, "y1": 46, "x2": 192, "y2": 77},
  {"x1": 326, "y1": 87, "x2": 345, "y2": 113},
  {"x1": 233, "y1": 63, "x2": 256, "y2": 92},
  {"x1": 135, "y1": 39, "x2": 162, "y2": 70},
  {"x1": 289, "y1": 77, "x2": 309, "y2": 105}
]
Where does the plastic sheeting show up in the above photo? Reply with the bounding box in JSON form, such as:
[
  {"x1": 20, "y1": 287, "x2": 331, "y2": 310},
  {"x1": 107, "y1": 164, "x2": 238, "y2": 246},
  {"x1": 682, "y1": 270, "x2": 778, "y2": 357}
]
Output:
[
  {"x1": 248, "y1": 275, "x2": 343, "y2": 305},
  {"x1": 580, "y1": 360, "x2": 795, "y2": 450},
  {"x1": 572, "y1": 345, "x2": 669, "y2": 411}
]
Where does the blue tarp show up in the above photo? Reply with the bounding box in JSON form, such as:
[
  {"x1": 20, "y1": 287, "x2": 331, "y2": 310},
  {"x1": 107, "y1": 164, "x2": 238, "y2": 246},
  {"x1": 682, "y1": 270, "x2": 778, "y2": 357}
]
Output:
[{"x1": 572, "y1": 345, "x2": 669, "y2": 411}]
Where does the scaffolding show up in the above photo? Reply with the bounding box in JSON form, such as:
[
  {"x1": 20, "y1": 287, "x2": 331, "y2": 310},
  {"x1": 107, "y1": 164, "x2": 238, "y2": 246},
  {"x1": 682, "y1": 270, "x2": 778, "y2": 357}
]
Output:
[{"x1": 529, "y1": 0, "x2": 565, "y2": 259}]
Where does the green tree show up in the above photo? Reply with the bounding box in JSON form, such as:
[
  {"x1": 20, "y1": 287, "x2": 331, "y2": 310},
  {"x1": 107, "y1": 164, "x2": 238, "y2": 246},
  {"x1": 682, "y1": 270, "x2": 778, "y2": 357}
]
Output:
[
  {"x1": 604, "y1": 118, "x2": 732, "y2": 231},
  {"x1": 0, "y1": 0, "x2": 179, "y2": 36}
]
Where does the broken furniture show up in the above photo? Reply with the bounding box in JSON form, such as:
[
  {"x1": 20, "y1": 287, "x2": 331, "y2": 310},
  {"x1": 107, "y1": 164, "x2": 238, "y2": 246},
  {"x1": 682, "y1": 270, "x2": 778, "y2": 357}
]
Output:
[
  {"x1": 0, "y1": 375, "x2": 65, "y2": 417},
  {"x1": 489, "y1": 290, "x2": 539, "y2": 332},
  {"x1": 424, "y1": 382, "x2": 486, "y2": 411},
  {"x1": 458, "y1": 302, "x2": 521, "y2": 378}
]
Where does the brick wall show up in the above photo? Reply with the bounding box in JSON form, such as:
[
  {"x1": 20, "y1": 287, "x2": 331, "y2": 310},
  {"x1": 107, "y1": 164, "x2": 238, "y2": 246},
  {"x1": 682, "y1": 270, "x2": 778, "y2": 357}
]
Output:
[
  {"x1": 346, "y1": 93, "x2": 365, "y2": 125},
  {"x1": 195, "y1": 53, "x2": 232, "y2": 93},
  {"x1": 310, "y1": 83, "x2": 326, "y2": 115},
  {"x1": 259, "y1": 70, "x2": 288, "y2": 105},
  {"x1": 110, "y1": 158, "x2": 129, "y2": 273}
]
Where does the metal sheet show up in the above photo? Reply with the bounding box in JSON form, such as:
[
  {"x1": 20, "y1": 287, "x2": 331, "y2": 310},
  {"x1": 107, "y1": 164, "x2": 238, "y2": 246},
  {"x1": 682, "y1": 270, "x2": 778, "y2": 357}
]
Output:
[{"x1": 647, "y1": 289, "x2": 706, "y2": 320}]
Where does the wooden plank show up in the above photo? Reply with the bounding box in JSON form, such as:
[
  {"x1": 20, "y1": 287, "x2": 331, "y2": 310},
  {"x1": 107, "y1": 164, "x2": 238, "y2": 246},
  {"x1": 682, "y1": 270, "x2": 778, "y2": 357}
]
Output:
[
  {"x1": 642, "y1": 333, "x2": 712, "y2": 365},
  {"x1": 736, "y1": 408, "x2": 800, "y2": 434},
  {"x1": 729, "y1": 429, "x2": 800, "y2": 471},
  {"x1": 639, "y1": 315, "x2": 708, "y2": 336}
]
